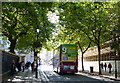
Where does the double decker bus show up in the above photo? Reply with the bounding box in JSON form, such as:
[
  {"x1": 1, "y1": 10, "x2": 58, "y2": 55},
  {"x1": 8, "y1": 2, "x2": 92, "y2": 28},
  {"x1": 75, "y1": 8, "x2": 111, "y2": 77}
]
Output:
[{"x1": 53, "y1": 44, "x2": 78, "y2": 74}]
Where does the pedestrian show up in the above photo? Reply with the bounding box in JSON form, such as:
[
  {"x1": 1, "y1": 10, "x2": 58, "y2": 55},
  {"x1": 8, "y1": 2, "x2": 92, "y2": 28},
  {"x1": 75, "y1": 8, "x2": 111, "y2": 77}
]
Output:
[
  {"x1": 10, "y1": 60, "x2": 16, "y2": 75},
  {"x1": 104, "y1": 63, "x2": 107, "y2": 71},
  {"x1": 34, "y1": 60, "x2": 38, "y2": 72},
  {"x1": 15, "y1": 60, "x2": 22, "y2": 72},
  {"x1": 19, "y1": 61, "x2": 22, "y2": 71},
  {"x1": 100, "y1": 63, "x2": 103, "y2": 69},
  {"x1": 31, "y1": 61, "x2": 34, "y2": 72},
  {"x1": 39, "y1": 61, "x2": 41, "y2": 65},
  {"x1": 21, "y1": 61, "x2": 25, "y2": 72},
  {"x1": 108, "y1": 63, "x2": 112, "y2": 73},
  {"x1": 15, "y1": 60, "x2": 19, "y2": 72}
]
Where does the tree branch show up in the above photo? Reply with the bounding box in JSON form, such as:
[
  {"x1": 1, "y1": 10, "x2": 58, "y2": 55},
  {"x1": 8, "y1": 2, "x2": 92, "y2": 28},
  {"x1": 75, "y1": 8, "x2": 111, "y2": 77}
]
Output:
[
  {"x1": 91, "y1": 30, "x2": 98, "y2": 43},
  {"x1": 17, "y1": 19, "x2": 26, "y2": 29},
  {"x1": 2, "y1": 31, "x2": 9, "y2": 37},
  {"x1": 83, "y1": 41, "x2": 91, "y2": 54},
  {"x1": 81, "y1": 29, "x2": 96, "y2": 44},
  {"x1": 98, "y1": 27, "x2": 102, "y2": 40},
  {"x1": 2, "y1": 13, "x2": 12, "y2": 21},
  {"x1": 77, "y1": 41, "x2": 83, "y2": 53}
]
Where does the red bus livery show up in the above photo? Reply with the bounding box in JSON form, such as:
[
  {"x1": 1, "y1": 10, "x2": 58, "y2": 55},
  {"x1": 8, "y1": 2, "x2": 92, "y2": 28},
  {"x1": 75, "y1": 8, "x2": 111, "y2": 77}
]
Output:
[{"x1": 53, "y1": 44, "x2": 78, "y2": 74}]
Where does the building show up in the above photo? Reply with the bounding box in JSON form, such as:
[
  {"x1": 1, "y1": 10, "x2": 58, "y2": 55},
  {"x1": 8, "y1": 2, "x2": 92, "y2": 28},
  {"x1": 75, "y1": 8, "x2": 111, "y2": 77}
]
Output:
[
  {"x1": 84, "y1": 40, "x2": 120, "y2": 61},
  {"x1": 78, "y1": 40, "x2": 120, "y2": 73},
  {"x1": 18, "y1": 51, "x2": 34, "y2": 64},
  {"x1": 40, "y1": 48, "x2": 53, "y2": 65}
]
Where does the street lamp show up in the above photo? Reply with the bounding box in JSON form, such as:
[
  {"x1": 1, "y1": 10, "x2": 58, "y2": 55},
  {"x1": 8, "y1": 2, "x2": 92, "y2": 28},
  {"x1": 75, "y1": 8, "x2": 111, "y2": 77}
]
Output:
[
  {"x1": 34, "y1": 26, "x2": 40, "y2": 78},
  {"x1": 111, "y1": 28, "x2": 120, "y2": 78},
  {"x1": 36, "y1": 26, "x2": 40, "y2": 34}
]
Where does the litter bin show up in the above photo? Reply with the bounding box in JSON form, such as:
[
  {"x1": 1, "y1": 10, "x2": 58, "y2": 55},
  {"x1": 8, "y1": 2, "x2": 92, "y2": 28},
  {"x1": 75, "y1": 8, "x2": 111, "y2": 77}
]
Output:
[{"x1": 90, "y1": 66, "x2": 93, "y2": 73}]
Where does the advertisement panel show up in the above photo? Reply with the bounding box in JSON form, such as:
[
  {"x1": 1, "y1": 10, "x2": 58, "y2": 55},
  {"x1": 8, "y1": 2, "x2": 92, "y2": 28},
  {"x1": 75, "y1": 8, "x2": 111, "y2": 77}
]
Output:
[{"x1": 61, "y1": 44, "x2": 77, "y2": 62}]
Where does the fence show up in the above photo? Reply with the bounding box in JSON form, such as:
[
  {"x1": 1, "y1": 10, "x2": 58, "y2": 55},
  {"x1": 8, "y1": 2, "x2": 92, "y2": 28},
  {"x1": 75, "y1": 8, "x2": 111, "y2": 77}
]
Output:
[{"x1": 1, "y1": 50, "x2": 19, "y2": 75}]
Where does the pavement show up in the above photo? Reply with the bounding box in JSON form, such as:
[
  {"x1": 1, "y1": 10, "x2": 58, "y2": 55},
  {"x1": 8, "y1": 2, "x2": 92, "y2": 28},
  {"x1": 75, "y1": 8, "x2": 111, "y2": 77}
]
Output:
[
  {"x1": 2, "y1": 65, "x2": 53, "y2": 82},
  {"x1": 2, "y1": 68, "x2": 45, "y2": 82},
  {"x1": 79, "y1": 70, "x2": 120, "y2": 81},
  {"x1": 2, "y1": 65, "x2": 120, "y2": 82}
]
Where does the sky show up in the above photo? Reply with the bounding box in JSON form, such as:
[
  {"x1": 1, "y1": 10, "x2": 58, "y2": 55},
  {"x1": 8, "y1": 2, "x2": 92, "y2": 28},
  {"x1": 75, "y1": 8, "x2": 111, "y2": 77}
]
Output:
[{"x1": 47, "y1": 10, "x2": 59, "y2": 24}]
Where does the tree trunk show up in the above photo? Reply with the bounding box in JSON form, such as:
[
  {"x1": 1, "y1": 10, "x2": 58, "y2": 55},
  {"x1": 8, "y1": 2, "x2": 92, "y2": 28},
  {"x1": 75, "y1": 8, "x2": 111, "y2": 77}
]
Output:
[
  {"x1": 34, "y1": 49, "x2": 37, "y2": 57},
  {"x1": 9, "y1": 39, "x2": 17, "y2": 54},
  {"x1": 81, "y1": 53, "x2": 84, "y2": 71},
  {"x1": 98, "y1": 44, "x2": 101, "y2": 75}
]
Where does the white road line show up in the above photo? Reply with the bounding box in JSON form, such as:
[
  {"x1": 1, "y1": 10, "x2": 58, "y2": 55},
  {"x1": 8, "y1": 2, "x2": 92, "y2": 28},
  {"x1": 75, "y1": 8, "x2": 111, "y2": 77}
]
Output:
[{"x1": 41, "y1": 71, "x2": 49, "y2": 81}]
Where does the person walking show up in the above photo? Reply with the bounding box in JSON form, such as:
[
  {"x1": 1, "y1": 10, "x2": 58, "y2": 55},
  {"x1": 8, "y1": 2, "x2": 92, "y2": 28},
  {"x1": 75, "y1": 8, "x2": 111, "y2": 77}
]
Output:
[
  {"x1": 104, "y1": 63, "x2": 107, "y2": 71},
  {"x1": 10, "y1": 60, "x2": 16, "y2": 75},
  {"x1": 31, "y1": 61, "x2": 34, "y2": 73},
  {"x1": 108, "y1": 63, "x2": 112, "y2": 73},
  {"x1": 21, "y1": 61, "x2": 25, "y2": 72},
  {"x1": 16, "y1": 60, "x2": 21, "y2": 72},
  {"x1": 100, "y1": 63, "x2": 103, "y2": 69},
  {"x1": 19, "y1": 61, "x2": 22, "y2": 71},
  {"x1": 34, "y1": 60, "x2": 38, "y2": 72}
]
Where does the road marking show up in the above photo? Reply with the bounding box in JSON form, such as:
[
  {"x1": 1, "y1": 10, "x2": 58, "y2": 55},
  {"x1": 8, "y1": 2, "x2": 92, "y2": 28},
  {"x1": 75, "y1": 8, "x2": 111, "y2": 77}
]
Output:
[{"x1": 42, "y1": 71, "x2": 49, "y2": 81}]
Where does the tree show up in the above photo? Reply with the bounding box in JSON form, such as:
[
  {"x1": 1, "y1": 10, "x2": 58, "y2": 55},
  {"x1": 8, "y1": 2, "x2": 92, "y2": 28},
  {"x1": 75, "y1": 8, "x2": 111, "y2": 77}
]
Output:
[
  {"x1": 2, "y1": 2, "x2": 40, "y2": 53},
  {"x1": 50, "y1": 2, "x2": 93, "y2": 71},
  {"x1": 54, "y1": 2, "x2": 116, "y2": 74},
  {"x1": 2, "y1": 2, "x2": 55, "y2": 54},
  {"x1": 110, "y1": 2, "x2": 120, "y2": 54},
  {"x1": 78, "y1": 2, "x2": 115, "y2": 75},
  {"x1": 16, "y1": 2, "x2": 56, "y2": 53}
]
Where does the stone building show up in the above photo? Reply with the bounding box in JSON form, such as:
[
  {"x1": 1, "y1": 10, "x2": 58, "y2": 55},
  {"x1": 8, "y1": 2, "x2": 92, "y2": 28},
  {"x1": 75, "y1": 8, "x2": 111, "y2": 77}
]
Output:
[{"x1": 79, "y1": 40, "x2": 120, "y2": 74}]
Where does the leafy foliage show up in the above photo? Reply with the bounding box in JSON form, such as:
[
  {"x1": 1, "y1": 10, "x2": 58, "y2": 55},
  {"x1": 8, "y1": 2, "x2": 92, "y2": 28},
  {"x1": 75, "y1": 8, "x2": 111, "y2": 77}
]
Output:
[
  {"x1": 52, "y1": 2, "x2": 119, "y2": 52},
  {"x1": 49, "y1": 2, "x2": 120, "y2": 72},
  {"x1": 2, "y1": 2, "x2": 55, "y2": 53},
  {"x1": 2, "y1": 2, "x2": 119, "y2": 55}
]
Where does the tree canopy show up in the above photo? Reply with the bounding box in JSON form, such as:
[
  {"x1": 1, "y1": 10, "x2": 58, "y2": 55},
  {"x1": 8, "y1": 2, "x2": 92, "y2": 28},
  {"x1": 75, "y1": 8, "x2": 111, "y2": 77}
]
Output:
[
  {"x1": 2, "y1": 2, "x2": 55, "y2": 53},
  {"x1": 2, "y1": 2, "x2": 120, "y2": 54}
]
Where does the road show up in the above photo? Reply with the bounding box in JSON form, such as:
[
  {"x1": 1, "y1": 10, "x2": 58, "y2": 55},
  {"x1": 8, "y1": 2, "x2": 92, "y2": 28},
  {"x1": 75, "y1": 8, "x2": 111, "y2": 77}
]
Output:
[{"x1": 3, "y1": 65, "x2": 117, "y2": 83}]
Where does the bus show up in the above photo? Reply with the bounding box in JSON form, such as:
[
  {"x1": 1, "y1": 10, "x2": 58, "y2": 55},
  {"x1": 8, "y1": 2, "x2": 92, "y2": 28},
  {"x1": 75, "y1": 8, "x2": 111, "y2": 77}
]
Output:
[{"x1": 53, "y1": 44, "x2": 78, "y2": 74}]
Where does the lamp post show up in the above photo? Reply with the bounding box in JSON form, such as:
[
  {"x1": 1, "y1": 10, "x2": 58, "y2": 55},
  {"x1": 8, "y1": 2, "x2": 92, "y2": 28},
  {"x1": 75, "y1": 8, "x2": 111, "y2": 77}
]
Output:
[
  {"x1": 111, "y1": 28, "x2": 120, "y2": 79},
  {"x1": 34, "y1": 26, "x2": 40, "y2": 78}
]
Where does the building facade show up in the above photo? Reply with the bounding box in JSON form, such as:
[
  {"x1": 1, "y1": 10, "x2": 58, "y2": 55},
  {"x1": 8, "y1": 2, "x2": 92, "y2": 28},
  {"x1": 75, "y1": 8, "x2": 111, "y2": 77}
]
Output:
[{"x1": 78, "y1": 40, "x2": 120, "y2": 74}]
